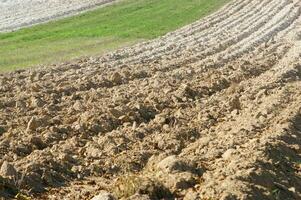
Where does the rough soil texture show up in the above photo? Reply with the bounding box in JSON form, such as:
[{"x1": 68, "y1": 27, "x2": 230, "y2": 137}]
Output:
[
  {"x1": 0, "y1": 0, "x2": 116, "y2": 32},
  {"x1": 1, "y1": 0, "x2": 301, "y2": 199}
]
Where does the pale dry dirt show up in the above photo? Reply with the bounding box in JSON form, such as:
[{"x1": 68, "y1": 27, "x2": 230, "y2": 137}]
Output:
[
  {"x1": 0, "y1": 0, "x2": 116, "y2": 32},
  {"x1": 1, "y1": 0, "x2": 301, "y2": 199}
]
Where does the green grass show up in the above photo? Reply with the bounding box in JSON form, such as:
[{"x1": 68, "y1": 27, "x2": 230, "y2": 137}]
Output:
[{"x1": 0, "y1": 0, "x2": 230, "y2": 72}]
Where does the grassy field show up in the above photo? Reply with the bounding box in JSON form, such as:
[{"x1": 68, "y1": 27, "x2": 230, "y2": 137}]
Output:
[{"x1": 0, "y1": 0, "x2": 230, "y2": 72}]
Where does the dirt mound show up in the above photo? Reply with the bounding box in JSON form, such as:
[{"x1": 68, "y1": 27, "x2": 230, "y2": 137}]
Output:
[{"x1": 1, "y1": 0, "x2": 301, "y2": 199}]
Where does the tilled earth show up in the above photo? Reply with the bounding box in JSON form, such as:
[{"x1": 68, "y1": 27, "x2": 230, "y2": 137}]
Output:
[
  {"x1": 0, "y1": 0, "x2": 116, "y2": 32},
  {"x1": 1, "y1": 0, "x2": 301, "y2": 199}
]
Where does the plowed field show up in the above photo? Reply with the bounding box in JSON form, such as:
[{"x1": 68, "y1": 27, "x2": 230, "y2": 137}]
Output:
[{"x1": 1, "y1": 0, "x2": 301, "y2": 199}]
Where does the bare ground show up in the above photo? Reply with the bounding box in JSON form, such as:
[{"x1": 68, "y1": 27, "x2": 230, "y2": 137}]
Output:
[
  {"x1": 0, "y1": 0, "x2": 116, "y2": 32},
  {"x1": 1, "y1": 0, "x2": 301, "y2": 199}
]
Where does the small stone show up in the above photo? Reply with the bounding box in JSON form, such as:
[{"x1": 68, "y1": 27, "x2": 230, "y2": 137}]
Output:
[
  {"x1": 119, "y1": 115, "x2": 130, "y2": 123},
  {"x1": 13, "y1": 154, "x2": 18, "y2": 161},
  {"x1": 73, "y1": 101, "x2": 83, "y2": 111},
  {"x1": 0, "y1": 161, "x2": 17, "y2": 178},
  {"x1": 91, "y1": 191, "x2": 116, "y2": 200},
  {"x1": 132, "y1": 121, "x2": 137, "y2": 130},
  {"x1": 231, "y1": 109, "x2": 239, "y2": 116},
  {"x1": 74, "y1": 123, "x2": 84, "y2": 132},
  {"x1": 174, "y1": 109, "x2": 183, "y2": 118},
  {"x1": 154, "y1": 114, "x2": 166, "y2": 124},
  {"x1": 71, "y1": 165, "x2": 83, "y2": 173},
  {"x1": 162, "y1": 124, "x2": 170, "y2": 130},
  {"x1": 77, "y1": 173, "x2": 84, "y2": 180},
  {"x1": 258, "y1": 116, "x2": 266, "y2": 124},
  {"x1": 288, "y1": 187, "x2": 296, "y2": 193},
  {"x1": 222, "y1": 149, "x2": 236, "y2": 160}
]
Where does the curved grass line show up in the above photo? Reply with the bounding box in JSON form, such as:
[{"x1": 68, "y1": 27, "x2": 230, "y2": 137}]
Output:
[{"x1": 0, "y1": 0, "x2": 230, "y2": 72}]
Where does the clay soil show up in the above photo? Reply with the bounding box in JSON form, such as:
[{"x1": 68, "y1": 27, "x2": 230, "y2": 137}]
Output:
[{"x1": 1, "y1": 0, "x2": 301, "y2": 199}]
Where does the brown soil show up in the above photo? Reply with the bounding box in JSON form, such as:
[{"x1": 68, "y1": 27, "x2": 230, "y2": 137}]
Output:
[{"x1": 1, "y1": 0, "x2": 301, "y2": 199}]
